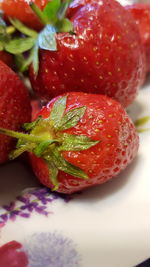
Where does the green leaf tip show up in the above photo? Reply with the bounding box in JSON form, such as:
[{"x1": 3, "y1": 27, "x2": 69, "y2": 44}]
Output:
[
  {"x1": 49, "y1": 95, "x2": 67, "y2": 128},
  {"x1": 56, "y1": 106, "x2": 86, "y2": 131},
  {"x1": 47, "y1": 95, "x2": 86, "y2": 131},
  {"x1": 30, "y1": 2, "x2": 48, "y2": 25}
]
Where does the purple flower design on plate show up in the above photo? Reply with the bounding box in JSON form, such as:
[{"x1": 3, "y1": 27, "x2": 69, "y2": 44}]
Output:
[
  {"x1": 0, "y1": 187, "x2": 71, "y2": 224},
  {"x1": 23, "y1": 232, "x2": 81, "y2": 267}
]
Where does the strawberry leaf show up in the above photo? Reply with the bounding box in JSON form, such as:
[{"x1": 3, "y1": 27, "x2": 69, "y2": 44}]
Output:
[
  {"x1": 9, "y1": 18, "x2": 37, "y2": 38},
  {"x1": 57, "y1": 106, "x2": 86, "y2": 131},
  {"x1": 5, "y1": 37, "x2": 36, "y2": 54},
  {"x1": 34, "y1": 140, "x2": 58, "y2": 157},
  {"x1": 49, "y1": 96, "x2": 67, "y2": 128},
  {"x1": 30, "y1": 3, "x2": 48, "y2": 25},
  {"x1": 32, "y1": 43, "x2": 39, "y2": 75},
  {"x1": 38, "y1": 25, "x2": 57, "y2": 51},
  {"x1": 23, "y1": 116, "x2": 43, "y2": 131},
  {"x1": 59, "y1": 133, "x2": 99, "y2": 151},
  {"x1": 57, "y1": 0, "x2": 72, "y2": 20},
  {"x1": 16, "y1": 42, "x2": 40, "y2": 74},
  {"x1": 10, "y1": 143, "x2": 36, "y2": 160},
  {"x1": 47, "y1": 160, "x2": 59, "y2": 190},
  {"x1": 15, "y1": 54, "x2": 26, "y2": 71},
  {"x1": 0, "y1": 18, "x2": 11, "y2": 51},
  {"x1": 15, "y1": 52, "x2": 33, "y2": 72},
  {"x1": 49, "y1": 148, "x2": 88, "y2": 179},
  {"x1": 43, "y1": 0, "x2": 61, "y2": 24},
  {"x1": 10, "y1": 138, "x2": 36, "y2": 160},
  {"x1": 56, "y1": 18, "x2": 73, "y2": 33}
]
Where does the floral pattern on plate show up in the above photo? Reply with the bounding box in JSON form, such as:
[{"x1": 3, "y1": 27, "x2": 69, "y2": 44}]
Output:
[
  {"x1": 0, "y1": 187, "x2": 71, "y2": 225},
  {"x1": 0, "y1": 232, "x2": 81, "y2": 267}
]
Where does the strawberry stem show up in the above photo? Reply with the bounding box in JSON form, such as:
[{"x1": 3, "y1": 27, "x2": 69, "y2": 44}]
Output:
[
  {"x1": 0, "y1": 127, "x2": 58, "y2": 144},
  {"x1": 30, "y1": 3, "x2": 48, "y2": 25}
]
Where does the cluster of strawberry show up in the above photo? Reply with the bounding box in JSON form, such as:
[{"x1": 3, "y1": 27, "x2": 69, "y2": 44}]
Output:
[{"x1": 0, "y1": 0, "x2": 149, "y2": 194}]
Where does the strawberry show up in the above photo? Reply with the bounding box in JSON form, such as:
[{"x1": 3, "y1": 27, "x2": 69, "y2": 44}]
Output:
[
  {"x1": 126, "y1": 4, "x2": 150, "y2": 72},
  {"x1": 1, "y1": 0, "x2": 48, "y2": 31},
  {"x1": 0, "y1": 60, "x2": 31, "y2": 164},
  {"x1": 26, "y1": 0, "x2": 145, "y2": 107},
  {"x1": 0, "y1": 0, "x2": 145, "y2": 107},
  {"x1": 0, "y1": 92, "x2": 139, "y2": 194}
]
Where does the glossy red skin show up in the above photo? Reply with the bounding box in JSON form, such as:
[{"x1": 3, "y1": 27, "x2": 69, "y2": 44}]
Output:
[
  {"x1": 0, "y1": 60, "x2": 31, "y2": 164},
  {"x1": 126, "y1": 4, "x2": 150, "y2": 72},
  {"x1": 0, "y1": 241, "x2": 28, "y2": 267},
  {"x1": 29, "y1": 92, "x2": 139, "y2": 194},
  {"x1": 0, "y1": 51, "x2": 14, "y2": 69},
  {"x1": 1, "y1": 0, "x2": 48, "y2": 31},
  {"x1": 30, "y1": 0, "x2": 145, "y2": 107}
]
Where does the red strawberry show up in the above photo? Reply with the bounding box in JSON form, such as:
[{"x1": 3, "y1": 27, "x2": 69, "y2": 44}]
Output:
[
  {"x1": 29, "y1": 0, "x2": 145, "y2": 107},
  {"x1": 1, "y1": 0, "x2": 48, "y2": 31},
  {"x1": 0, "y1": 92, "x2": 139, "y2": 194},
  {"x1": 0, "y1": 51, "x2": 14, "y2": 69},
  {"x1": 126, "y1": 4, "x2": 150, "y2": 72},
  {"x1": 0, "y1": 60, "x2": 31, "y2": 164}
]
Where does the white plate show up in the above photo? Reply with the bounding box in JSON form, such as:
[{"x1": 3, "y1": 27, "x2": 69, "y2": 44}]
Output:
[{"x1": 0, "y1": 80, "x2": 150, "y2": 267}]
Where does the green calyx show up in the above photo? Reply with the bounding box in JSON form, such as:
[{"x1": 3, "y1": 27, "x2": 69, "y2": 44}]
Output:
[
  {"x1": 1, "y1": 0, "x2": 74, "y2": 74},
  {"x1": 0, "y1": 12, "x2": 16, "y2": 51},
  {"x1": 30, "y1": 0, "x2": 73, "y2": 31},
  {"x1": 0, "y1": 96, "x2": 99, "y2": 191}
]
